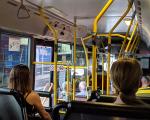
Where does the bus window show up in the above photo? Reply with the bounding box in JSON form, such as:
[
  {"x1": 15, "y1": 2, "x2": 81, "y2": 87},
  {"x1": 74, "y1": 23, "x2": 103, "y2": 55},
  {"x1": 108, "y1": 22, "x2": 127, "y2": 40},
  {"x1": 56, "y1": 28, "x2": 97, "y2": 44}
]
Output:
[
  {"x1": 34, "y1": 45, "x2": 53, "y2": 91},
  {"x1": 0, "y1": 33, "x2": 30, "y2": 87}
]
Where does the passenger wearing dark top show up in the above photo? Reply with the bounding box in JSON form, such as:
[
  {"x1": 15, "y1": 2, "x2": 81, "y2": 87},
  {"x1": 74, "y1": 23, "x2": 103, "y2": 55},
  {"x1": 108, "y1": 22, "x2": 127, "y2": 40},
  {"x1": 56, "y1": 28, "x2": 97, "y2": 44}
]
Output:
[
  {"x1": 8, "y1": 64, "x2": 52, "y2": 120},
  {"x1": 24, "y1": 91, "x2": 38, "y2": 118},
  {"x1": 110, "y1": 58, "x2": 144, "y2": 105}
]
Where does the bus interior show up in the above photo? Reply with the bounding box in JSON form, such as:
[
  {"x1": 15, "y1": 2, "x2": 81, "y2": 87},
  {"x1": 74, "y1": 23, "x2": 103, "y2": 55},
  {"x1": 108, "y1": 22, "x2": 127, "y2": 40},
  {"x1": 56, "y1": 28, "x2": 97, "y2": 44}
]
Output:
[{"x1": 0, "y1": 0, "x2": 150, "y2": 120}]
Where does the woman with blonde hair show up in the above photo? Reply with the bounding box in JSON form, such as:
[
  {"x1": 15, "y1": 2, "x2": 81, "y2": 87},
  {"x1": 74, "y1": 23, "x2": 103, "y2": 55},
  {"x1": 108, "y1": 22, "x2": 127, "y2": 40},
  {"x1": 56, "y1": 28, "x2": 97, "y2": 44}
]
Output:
[
  {"x1": 110, "y1": 58, "x2": 143, "y2": 105},
  {"x1": 8, "y1": 64, "x2": 52, "y2": 120}
]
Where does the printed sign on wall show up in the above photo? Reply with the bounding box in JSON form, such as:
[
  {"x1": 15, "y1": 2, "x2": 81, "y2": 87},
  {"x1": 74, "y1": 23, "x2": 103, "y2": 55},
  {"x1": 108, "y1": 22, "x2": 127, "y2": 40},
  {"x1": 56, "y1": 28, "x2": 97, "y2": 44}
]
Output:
[{"x1": 9, "y1": 37, "x2": 21, "y2": 51}]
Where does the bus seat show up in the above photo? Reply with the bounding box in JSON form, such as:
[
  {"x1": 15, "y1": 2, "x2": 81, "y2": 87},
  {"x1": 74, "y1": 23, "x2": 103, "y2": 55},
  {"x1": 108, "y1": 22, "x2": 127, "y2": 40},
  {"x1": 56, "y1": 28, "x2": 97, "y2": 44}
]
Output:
[
  {"x1": 88, "y1": 90, "x2": 150, "y2": 105},
  {"x1": 97, "y1": 95, "x2": 150, "y2": 105},
  {"x1": 96, "y1": 95, "x2": 116, "y2": 103},
  {"x1": 0, "y1": 88, "x2": 27, "y2": 120},
  {"x1": 53, "y1": 101, "x2": 150, "y2": 120},
  {"x1": 52, "y1": 102, "x2": 68, "y2": 120},
  {"x1": 138, "y1": 96, "x2": 150, "y2": 104}
]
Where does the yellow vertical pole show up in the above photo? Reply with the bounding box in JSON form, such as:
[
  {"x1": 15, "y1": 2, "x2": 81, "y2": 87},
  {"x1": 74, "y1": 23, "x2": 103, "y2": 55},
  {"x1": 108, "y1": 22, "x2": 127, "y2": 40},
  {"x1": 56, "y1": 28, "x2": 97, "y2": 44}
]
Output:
[
  {"x1": 39, "y1": 9, "x2": 58, "y2": 106},
  {"x1": 66, "y1": 66, "x2": 69, "y2": 100},
  {"x1": 92, "y1": 39, "x2": 97, "y2": 91},
  {"x1": 107, "y1": 0, "x2": 133, "y2": 95},
  {"x1": 92, "y1": 0, "x2": 113, "y2": 91},
  {"x1": 53, "y1": 33, "x2": 58, "y2": 106},
  {"x1": 118, "y1": 11, "x2": 136, "y2": 58},
  {"x1": 95, "y1": 46, "x2": 98, "y2": 90},
  {"x1": 125, "y1": 22, "x2": 138, "y2": 52},
  {"x1": 107, "y1": 35, "x2": 111, "y2": 95},
  {"x1": 129, "y1": 33, "x2": 138, "y2": 52},
  {"x1": 81, "y1": 38, "x2": 89, "y2": 87},
  {"x1": 133, "y1": 36, "x2": 140, "y2": 53},
  {"x1": 73, "y1": 16, "x2": 77, "y2": 100},
  {"x1": 102, "y1": 53, "x2": 104, "y2": 94}
]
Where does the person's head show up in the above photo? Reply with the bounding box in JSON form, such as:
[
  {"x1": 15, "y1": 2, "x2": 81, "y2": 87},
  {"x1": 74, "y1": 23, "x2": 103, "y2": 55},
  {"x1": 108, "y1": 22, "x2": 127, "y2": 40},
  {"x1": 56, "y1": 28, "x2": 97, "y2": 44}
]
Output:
[
  {"x1": 8, "y1": 64, "x2": 32, "y2": 94},
  {"x1": 110, "y1": 58, "x2": 143, "y2": 96},
  {"x1": 141, "y1": 76, "x2": 150, "y2": 88},
  {"x1": 79, "y1": 81, "x2": 86, "y2": 92}
]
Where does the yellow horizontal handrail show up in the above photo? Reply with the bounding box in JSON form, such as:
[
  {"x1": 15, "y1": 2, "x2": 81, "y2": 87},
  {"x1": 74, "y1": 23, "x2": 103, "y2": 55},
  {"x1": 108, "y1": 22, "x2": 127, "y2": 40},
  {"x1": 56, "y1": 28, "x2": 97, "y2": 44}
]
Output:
[
  {"x1": 97, "y1": 34, "x2": 131, "y2": 40},
  {"x1": 32, "y1": 62, "x2": 65, "y2": 65},
  {"x1": 83, "y1": 33, "x2": 131, "y2": 43},
  {"x1": 63, "y1": 66, "x2": 87, "y2": 69}
]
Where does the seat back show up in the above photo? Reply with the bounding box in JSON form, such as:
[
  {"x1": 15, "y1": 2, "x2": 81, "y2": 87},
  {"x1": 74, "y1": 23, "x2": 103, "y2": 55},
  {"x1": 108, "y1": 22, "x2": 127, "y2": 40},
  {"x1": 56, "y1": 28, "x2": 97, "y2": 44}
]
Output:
[
  {"x1": 63, "y1": 101, "x2": 150, "y2": 120},
  {"x1": 137, "y1": 96, "x2": 150, "y2": 104},
  {"x1": 0, "y1": 88, "x2": 27, "y2": 120}
]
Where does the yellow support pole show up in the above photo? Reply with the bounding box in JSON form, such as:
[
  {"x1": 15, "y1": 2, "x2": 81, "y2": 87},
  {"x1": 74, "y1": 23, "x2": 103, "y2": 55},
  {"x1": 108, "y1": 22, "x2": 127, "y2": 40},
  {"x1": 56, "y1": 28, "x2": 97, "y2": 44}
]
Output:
[
  {"x1": 128, "y1": 33, "x2": 138, "y2": 52},
  {"x1": 40, "y1": 9, "x2": 58, "y2": 106},
  {"x1": 95, "y1": 46, "x2": 98, "y2": 90},
  {"x1": 92, "y1": 40, "x2": 97, "y2": 91},
  {"x1": 81, "y1": 38, "x2": 89, "y2": 88},
  {"x1": 125, "y1": 22, "x2": 138, "y2": 52},
  {"x1": 118, "y1": 11, "x2": 136, "y2": 58},
  {"x1": 66, "y1": 66, "x2": 70, "y2": 101},
  {"x1": 102, "y1": 54, "x2": 104, "y2": 94},
  {"x1": 107, "y1": 0, "x2": 133, "y2": 95},
  {"x1": 93, "y1": 0, "x2": 113, "y2": 33},
  {"x1": 133, "y1": 36, "x2": 140, "y2": 53},
  {"x1": 92, "y1": 0, "x2": 113, "y2": 91},
  {"x1": 73, "y1": 17, "x2": 77, "y2": 100}
]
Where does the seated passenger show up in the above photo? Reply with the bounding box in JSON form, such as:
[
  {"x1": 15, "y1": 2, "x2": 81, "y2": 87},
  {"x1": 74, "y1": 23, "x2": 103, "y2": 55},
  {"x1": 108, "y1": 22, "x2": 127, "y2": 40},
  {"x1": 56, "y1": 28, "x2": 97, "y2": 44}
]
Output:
[
  {"x1": 136, "y1": 76, "x2": 150, "y2": 96},
  {"x1": 76, "y1": 81, "x2": 87, "y2": 97},
  {"x1": 141, "y1": 76, "x2": 150, "y2": 88},
  {"x1": 110, "y1": 58, "x2": 144, "y2": 105},
  {"x1": 59, "y1": 81, "x2": 72, "y2": 101},
  {"x1": 8, "y1": 64, "x2": 52, "y2": 120}
]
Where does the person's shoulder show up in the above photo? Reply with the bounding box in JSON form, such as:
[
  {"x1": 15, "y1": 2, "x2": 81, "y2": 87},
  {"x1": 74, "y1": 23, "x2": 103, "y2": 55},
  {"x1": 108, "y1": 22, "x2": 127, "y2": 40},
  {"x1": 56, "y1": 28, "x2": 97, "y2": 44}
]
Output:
[
  {"x1": 27, "y1": 91, "x2": 42, "y2": 105},
  {"x1": 28, "y1": 91, "x2": 40, "y2": 100},
  {"x1": 76, "y1": 91, "x2": 87, "y2": 97}
]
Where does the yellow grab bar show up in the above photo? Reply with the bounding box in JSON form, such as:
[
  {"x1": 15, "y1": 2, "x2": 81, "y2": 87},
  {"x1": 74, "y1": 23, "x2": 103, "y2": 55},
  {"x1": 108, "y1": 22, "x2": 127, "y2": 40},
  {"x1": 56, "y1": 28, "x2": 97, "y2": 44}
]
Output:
[
  {"x1": 92, "y1": 0, "x2": 113, "y2": 91},
  {"x1": 40, "y1": 8, "x2": 58, "y2": 106},
  {"x1": 66, "y1": 66, "x2": 70, "y2": 101},
  {"x1": 125, "y1": 22, "x2": 138, "y2": 52},
  {"x1": 73, "y1": 17, "x2": 77, "y2": 100},
  {"x1": 129, "y1": 33, "x2": 138, "y2": 52},
  {"x1": 81, "y1": 38, "x2": 89, "y2": 88},
  {"x1": 107, "y1": 0, "x2": 133, "y2": 94},
  {"x1": 32, "y1": 62, "x2": 64, "y2": 65},
  {"x1": 118, "y1": 11, "x2": 136, "y2": 58},
  {"x1": 93, "y1": 0, "x2": 113, "y2": 32},
  {"x1": 133, "y1": 36, "x2": 140, "y2": 53}
]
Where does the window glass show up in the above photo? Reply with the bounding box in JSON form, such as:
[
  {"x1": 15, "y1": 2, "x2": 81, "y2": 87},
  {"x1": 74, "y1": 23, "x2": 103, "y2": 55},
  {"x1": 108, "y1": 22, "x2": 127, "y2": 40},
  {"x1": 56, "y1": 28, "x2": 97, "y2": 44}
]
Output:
[
  {"x1": 34, "y1": 45, "x2": 52, "y2": 91},
  {"x1": 0, "y1": 33, "x2": 30, "y2": 87}
]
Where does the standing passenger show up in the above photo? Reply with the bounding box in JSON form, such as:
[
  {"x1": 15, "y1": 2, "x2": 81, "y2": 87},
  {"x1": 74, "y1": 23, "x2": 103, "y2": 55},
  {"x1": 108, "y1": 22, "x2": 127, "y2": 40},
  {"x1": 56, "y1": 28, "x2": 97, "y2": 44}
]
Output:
[
  {"x1": 8, "y1": 64, "x2": 52, "y2": 120},
  {"x1": 110, "y1": 58, "x2": 143, "y2": 105}
]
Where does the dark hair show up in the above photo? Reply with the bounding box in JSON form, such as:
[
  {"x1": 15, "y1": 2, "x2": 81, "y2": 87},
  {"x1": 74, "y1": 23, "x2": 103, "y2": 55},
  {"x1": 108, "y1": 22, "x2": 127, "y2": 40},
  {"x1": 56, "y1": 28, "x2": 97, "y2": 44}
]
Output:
[
  {"x1": 110, "y1": 58, "x2": 143, "y2": 105},
  {"x1": 9, "y1": 64, "x2": 32, "y2": 95}
]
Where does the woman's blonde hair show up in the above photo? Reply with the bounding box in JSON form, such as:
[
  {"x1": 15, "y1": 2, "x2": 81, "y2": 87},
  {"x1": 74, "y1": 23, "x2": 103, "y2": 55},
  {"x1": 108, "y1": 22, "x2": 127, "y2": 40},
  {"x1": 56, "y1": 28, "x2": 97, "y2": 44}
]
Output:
[
  {"x1": 110, "y1": 58, "x2": 143, "y2": 104},
  {"x1": 9, "y1": 64, "x2": 32, "y2": 95}
]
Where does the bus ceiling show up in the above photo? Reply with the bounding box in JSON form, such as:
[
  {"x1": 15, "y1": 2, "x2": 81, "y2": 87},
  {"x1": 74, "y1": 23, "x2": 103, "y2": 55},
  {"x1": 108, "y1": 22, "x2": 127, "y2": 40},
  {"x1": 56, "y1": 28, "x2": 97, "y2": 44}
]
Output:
[{"x1": 0, "y1": 0, "x2": 150, "y2": 46}]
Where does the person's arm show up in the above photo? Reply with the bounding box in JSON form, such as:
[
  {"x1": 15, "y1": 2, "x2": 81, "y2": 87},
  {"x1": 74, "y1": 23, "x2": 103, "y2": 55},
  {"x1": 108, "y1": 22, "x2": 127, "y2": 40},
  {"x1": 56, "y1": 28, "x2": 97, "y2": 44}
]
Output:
[{"x1": 31, "y1": 92, "x2": 52, "y2": 120}]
